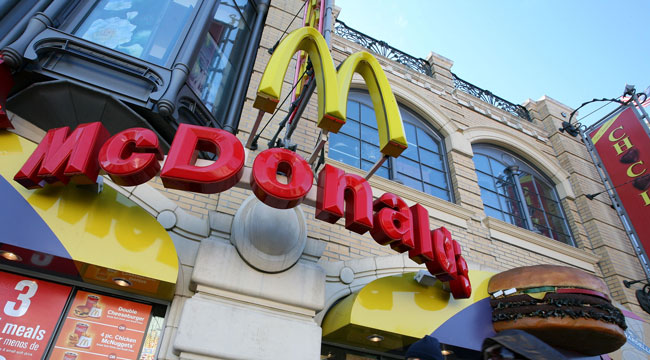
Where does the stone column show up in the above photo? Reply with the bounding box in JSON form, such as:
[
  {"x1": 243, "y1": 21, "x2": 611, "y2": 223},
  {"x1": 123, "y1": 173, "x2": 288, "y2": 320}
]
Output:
[
  {"x1": 173, "y1": 196, "x2": 326, "y2": 359},
  {"x1": 426, "y1": 51, "x2": 455, "y2": 94}
]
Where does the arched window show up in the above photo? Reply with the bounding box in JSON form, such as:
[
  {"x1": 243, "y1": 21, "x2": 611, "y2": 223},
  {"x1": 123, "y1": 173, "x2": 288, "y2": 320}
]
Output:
[
  {"x1": 472, "y1": 144, "x2": 574, "y2": 245},
  {"x1": 328, "y1": 91, "x2": 453, "y2": 202}
]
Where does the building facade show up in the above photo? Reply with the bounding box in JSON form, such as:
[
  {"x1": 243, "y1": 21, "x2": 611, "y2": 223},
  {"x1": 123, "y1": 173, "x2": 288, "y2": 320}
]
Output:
[{"x1": 0, "y1": 0, "x2": 648, "y2": 359}]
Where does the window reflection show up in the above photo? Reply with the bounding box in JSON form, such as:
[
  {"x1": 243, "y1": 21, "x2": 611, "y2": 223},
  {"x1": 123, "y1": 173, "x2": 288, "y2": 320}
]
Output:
[
  {"x1": 327, "y1": 92, "x2": 453, "y2": 202},
  {"x1": 187, "y1": 0, "x2": 255, "y2": 117},
  {"x1": 472, "y1": 145, "x2": 574, "y2": 245},
  {"x1": 76, "y1": 0, "x2": 198, "y2": 65}
]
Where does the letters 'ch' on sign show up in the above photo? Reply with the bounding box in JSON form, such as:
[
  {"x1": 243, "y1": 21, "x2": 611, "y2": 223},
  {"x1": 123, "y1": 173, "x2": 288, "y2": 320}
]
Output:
[{"x1": 589, "y1": 106, "x2": 650, "y2": 255}]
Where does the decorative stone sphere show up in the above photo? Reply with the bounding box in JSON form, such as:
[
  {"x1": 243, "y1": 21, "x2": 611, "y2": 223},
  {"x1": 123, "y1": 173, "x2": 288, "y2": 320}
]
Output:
[{"x1": 231, "y1": 195, "x2": 307, "y2": 273}]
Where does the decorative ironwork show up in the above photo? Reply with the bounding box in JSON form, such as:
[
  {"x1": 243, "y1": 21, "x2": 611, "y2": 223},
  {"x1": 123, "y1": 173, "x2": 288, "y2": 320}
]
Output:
[
  {"x1": 334, "y1": 20, "x2": 432, "y2": 76},
  {"x1": 452, "y1": 73, "x2": 531, "y2": 122},
  {"x1": 333, "y1": 20, "x2": 532, "y2": 122}
]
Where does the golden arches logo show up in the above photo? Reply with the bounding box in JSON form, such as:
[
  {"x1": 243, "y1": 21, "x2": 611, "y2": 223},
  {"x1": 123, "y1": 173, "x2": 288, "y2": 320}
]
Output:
[{"x1": 254, "y1": 27, "x2": 407, "y2": 158}]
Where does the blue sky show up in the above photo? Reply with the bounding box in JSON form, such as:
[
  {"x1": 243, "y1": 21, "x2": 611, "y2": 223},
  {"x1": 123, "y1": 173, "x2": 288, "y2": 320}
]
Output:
[{"x1": 334, "y1": 0, "x2": 650, "y2": 126}]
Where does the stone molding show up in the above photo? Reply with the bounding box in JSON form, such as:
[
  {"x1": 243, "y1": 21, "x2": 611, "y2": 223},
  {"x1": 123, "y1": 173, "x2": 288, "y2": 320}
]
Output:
[{"x1": 485, "y1": 217, "x2": 601, "y2": 272}]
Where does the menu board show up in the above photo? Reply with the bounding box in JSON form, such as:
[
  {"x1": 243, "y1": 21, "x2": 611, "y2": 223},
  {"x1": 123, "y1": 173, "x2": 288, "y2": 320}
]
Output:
[
  {"x1": 50, "y1": 290, "x2": 152, "y2": 360},
  {"x1": 0, "y1": 271, "x2": 72, "y2": 360}
]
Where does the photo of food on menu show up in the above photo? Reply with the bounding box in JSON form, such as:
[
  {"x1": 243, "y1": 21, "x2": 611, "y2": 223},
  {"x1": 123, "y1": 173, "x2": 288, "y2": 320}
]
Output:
[{"x1": 49, "y1": 290, "x2": 152, "y2": 360}]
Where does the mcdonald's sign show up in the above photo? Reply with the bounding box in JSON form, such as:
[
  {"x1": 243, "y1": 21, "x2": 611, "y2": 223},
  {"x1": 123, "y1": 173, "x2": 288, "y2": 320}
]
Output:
[
  {"x1": 253, "y1": 27, "x2": 408, "y2": 158},
  {"x1": 8, "y1": 26, "x2": 472, "y2": 298}
]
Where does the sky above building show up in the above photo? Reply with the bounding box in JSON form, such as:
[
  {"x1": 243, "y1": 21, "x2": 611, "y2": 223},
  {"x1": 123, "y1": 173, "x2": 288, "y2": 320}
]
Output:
[{"x1": 334, "y1": 0, "x2": 650, "y2": 126}]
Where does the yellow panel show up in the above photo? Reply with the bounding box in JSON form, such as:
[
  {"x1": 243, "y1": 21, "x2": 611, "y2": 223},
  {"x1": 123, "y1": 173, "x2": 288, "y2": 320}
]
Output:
[
  {"x1": 322, "y1": 271, "x2": 493, "y2": 340},
  {"x1": 335, "y1": 51, "x2": 407, "y2": 157},
  {"x1": 0, "y1": 131, "x2": 178, "y2": 299},
  {"x1": 254, "y1": 27, "x2": 408, "y2": 157}
]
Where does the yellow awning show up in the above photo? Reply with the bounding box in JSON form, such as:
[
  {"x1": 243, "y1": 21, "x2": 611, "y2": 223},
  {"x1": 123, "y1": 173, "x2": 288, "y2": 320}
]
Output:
[
  {"x1": 322, "y1": 271, "x2": 493, "y2": 351},
  {"x1": 0, "y1": 131, "x2": 178, "y2": 300}
]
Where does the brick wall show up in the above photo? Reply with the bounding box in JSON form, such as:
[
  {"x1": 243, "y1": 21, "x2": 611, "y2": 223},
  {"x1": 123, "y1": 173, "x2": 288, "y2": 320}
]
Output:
[{"x1": 145, "y1": 0, "x2": 648, "y2": 320}]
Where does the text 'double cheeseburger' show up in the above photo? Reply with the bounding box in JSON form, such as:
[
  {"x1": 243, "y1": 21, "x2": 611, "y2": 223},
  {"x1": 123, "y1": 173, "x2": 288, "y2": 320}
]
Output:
[{"x1": 488, "y1": 265, "x2": 626, "y2": 356}]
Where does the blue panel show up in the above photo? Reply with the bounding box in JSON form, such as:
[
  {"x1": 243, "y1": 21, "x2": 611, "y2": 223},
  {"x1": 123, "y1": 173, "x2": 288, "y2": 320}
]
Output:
[
  {"x1": 431, "y1": 298, "x2": 495, "y2": 351},
  {"x1": 0, "y1": 175, "x2": 71, "y2": 259}
]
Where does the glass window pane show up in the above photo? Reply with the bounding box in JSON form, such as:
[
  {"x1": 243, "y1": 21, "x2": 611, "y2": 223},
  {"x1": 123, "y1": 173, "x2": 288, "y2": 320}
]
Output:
[
  {"x1": 473, "y1": 154, "x2": 491, "y2": 174},
  {"x1": 401, "y1": 141, "x2": 419, "y2": 160},
  {"x1": 340, "y1": 118, "x2": 360, "y2": 137},
  {"x1": 187, "y1": 0, "x2": 255, "y2": 115},
  {"x1": 419, "y1": 148, "x2": 443, "y2": 169},
  {"x1": 480, "y1": 189, "x2": 500, "y2": 210},
  {"x1": 360, "y1": 124, "x2": 379, "y2": 145},
  {"x1": 404, "y1": 122, "x2": 417, "y2": 146},
  {"x1": 328, "y1": 133, "x2": 359, "y2": 167},
  {"x1": 499, "y1": 195, "x2": 517, "y2": 215},
  {"x1": 485, "y1": 206, "x2": 505, "y2": 222},
  {"x1": 422, "y1": 166, "x2": 446, "y2": 186},
  {"x1": 548, "y1": 214, "x2": 571, "y2": 237},
  {"x1": 361, "y1": 142, "x2": 382, "y2": 163},
  {"x1": 555, "y1": 232, "x2": 573, "y2": 245},
  {"x1": 489, "y1": 158, "x2": 507, "y2": 177},
  {"x1": 477, "y1": 171, "x2": 496, "y2": 191},
  {"x1": 395, "y1": 157, "x2": 421, "y2": 176},
  {"x1": 543, "y1": 200, "x2": 563, "y2": 217},
  {"x1": 497, "y1": 179, "x2": 519, "y2": 200},
  {"x1": 396, "y1": 173, "x2": 423, "y2": 192},
  {"x1": 76, "y1": 0, "x2": 197, "y2": 65},
  {"x1": 361, "y1": 161, "x2": 389, "y2": 179},
  {"x1": 233, "y1": 0, "x2": 255, "y2": 27},
  {"x1": 473, "y1": 145, "x2": 574, "y2": 245},
  {"x1": 360, "y1": 104, "x2": 377, "y2": 128},
  {"x1": 424, "y1": 184, "x2": 450, "y2": 201},
  {"x1": 534, "y1": 225, "x2": 552, "y2": 238},
  {"x1": 346, "y1": 100, "x2": 360, "y2": 120},
  {"x1": 417, "y1": 127, "x2": 440, "y2": 153}
]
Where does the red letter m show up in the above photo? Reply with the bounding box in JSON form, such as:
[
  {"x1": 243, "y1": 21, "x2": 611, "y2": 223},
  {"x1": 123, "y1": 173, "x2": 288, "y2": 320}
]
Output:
[{"x1": 14, "y1": 122, "x2": 110, "y2": 189}]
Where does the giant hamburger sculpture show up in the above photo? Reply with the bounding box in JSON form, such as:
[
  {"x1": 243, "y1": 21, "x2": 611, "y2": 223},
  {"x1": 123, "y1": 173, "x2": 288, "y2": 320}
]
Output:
[{"x1": 488, "y1": 265, "x2": 627, "y2": 355}]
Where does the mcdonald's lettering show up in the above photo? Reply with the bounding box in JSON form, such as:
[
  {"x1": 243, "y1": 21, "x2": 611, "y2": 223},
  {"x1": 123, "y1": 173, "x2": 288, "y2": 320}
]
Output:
[
  {"x1": 13, "y1": 122, "x2": 472, "y2": 298},
  {"x1": 254, "y1": 27, "x2": 407, "y2": 158},
  {"x1": 11, "y1": 28, "x2": 471, "y2": 298}
]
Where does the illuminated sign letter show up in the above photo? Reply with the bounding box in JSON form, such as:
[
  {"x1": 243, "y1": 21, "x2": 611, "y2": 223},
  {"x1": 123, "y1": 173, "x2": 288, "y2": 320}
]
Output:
[
  {"x1": 250, "y1": 148, "x2": 313, "y2": 209},
  {"x1": 99, "y1": 128, "x2": 164, "y2": 186},
  {"x1": 14, "y1": 122, "x2": 110, "y2": 188},
  {"x1": 370, "y1": 193, "x2": 413, "y2": 252},
  {"x1": 427, "y1": 227, "x2": 457, "y2": 281},
  {"x1": 316, "y1": 164, "x2": 373, "y2": 234},
  {"x1": 255, "y1": 27, "x2": 407, "y2": 157},
  {"x1": 408, "y1": 204, "x2": 434, "y2": 264},
  {"x1": 160, "y1": 124, "x2": 245, "y2": 194}
]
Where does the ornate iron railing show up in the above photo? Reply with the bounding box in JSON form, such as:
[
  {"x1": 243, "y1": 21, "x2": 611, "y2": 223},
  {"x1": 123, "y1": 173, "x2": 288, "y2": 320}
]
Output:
[
  {"x1": 452, "y1": 73, "x2": 531, "y2": 121},
  {"x1": 334, "y1": 20, "x2": 432, "y2": 76},
  {"x1": 333, "y1": 20, "x2": 532, "y2": 122}
]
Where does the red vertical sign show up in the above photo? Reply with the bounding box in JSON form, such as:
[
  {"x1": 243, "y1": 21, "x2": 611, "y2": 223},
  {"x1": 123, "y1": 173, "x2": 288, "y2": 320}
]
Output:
[
  {"x1": 0, "y1": 271, "x2": 72, "y2": 359},
  {"x1": 589, "y1": 107, "x2": 650, "y2": 253}
]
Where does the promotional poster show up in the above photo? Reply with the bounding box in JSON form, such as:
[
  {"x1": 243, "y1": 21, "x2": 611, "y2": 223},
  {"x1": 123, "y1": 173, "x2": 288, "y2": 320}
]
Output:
[{"x1": 0, "y1": 271, "x2": 72, "y2": 359}]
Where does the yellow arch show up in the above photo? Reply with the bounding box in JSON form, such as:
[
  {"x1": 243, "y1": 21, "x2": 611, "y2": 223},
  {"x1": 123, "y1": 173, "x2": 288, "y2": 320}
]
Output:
[{"x1": 254, "y1": 27, "x2": 407, "y2": 157}]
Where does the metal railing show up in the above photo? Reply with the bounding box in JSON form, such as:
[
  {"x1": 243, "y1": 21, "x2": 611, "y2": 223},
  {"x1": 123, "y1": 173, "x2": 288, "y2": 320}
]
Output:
[
  {"x1": 333, "y1": 20, "x2": 532, "y2": 122},
  {"x1": 452, "y1": 73, "x2": 531, "y2": 121},
  {"x1": 334, "y1": 20, "x2": 432, "y2": 77}
]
